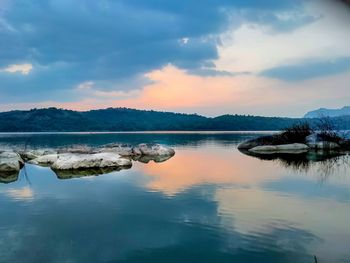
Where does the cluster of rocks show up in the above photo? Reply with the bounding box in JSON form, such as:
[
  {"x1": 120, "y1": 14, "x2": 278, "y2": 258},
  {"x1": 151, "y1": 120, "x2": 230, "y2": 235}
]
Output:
[
  {"x1": 238, "y1": 132, "x2": 350, "y2": 154},
  {"x1": 0, "y1": 143, "x2": 175, "y2": 183}
]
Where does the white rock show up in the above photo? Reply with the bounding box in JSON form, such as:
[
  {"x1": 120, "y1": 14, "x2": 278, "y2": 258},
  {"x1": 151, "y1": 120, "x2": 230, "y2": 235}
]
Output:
[
  {"x1": 275, "y1": 143, "x2": 309, "y2": 151},
  {"x1": 237, "y1": 135, "x2": 275, "y2": 149},
  {"x1": 58, "y1": 145, "x2": 97, "y2": 154},
  {"x1": 137, "y1": 144, "x2": 175, "y2": 156},
  {"x1": 249, "y1": 143, "x2": 309, "y2": 154},
  {"x1": 98, "y1": 144, "x2": 134, "y2": 156},
  {"x1": 249, "y1": 145, "x2": 277, "y2": 152},
  {"x1": 0, "y1": 151, "x2": 24, "y2": 172},
  {"x1": 20, "y1": 149, "x2": 57, "y2": 160},
  {"x1": 29, "y1": 154, "x2": 58, "y2": 165},
  {"x1": 51, "y1": 153, "x2": 132, "y2": 170}
]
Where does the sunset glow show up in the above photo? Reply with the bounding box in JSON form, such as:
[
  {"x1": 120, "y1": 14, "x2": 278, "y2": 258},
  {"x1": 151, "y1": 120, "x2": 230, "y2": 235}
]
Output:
[{"x1": 1, "y1": 0, "x2": 349, "y2": 116}]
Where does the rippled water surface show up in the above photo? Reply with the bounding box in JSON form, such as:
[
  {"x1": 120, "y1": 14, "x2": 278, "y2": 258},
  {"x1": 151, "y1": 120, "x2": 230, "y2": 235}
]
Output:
[{"x1": 0, "y1": 132, "x2": 349, "y2": 263}]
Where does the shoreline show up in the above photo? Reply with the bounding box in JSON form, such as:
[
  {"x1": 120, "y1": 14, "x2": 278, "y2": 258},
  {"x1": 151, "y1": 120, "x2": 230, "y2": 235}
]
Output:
[{"x1": 0, "y1": 131, "x2": 281, "y2": 135}]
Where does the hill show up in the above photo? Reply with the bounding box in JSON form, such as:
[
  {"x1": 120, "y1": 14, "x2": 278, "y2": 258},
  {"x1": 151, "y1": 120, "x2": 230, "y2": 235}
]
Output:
[
  {"x1": 304, "y1": 106, "x2": 350, "y2": 118},
  {"x1": 0, "y1": 107, "x2": 350, "y2": 132}
]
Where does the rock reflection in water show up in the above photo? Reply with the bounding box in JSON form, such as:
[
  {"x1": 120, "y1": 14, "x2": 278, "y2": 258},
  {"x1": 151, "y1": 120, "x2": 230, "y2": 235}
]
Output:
[
  {"x1": 0, "y1": 171, "x2": 19, "y2": 184},
  {"x1": 133, "y1": 155, "x2": 174, "y2": 164},
  {"x1": 52, "y1": 155, "x2": 173, "y2": 180},
  {"x1": 53, "y1": 166, "x2": 131, "y2": 180},
  {"x1": 1, "y1": 153, "x2": 175, "y2": 183},
  {"x1": 239, "y1": 149, "x2": 350, "y2": 177}
]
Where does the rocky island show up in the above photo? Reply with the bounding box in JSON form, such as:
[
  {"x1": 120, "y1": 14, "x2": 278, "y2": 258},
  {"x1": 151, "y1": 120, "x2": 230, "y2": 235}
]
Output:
[
  {"x1": 238, "y1": 122, "x2": 350, "y2": 157},
  {"x1": 0, "y1": 143, "x2": 175, "y2": 183}
]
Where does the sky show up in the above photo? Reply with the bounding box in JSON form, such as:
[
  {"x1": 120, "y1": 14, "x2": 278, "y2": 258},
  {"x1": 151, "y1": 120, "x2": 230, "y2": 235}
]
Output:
[{"x1": 0, "y1": 0, "x2": 349, "y2": 117}]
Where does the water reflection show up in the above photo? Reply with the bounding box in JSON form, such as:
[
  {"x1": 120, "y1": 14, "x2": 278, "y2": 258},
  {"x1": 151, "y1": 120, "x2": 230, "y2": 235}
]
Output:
[
  {"x1": 0, "y1": 171, "x2": 19, "y2": 184},
  {"x1": 4, "y1": 186, "x2": 34, "y2": 201},
  {"x1": 0, "y1": 133, "x2": 350, "y2": 262},
  {"x1": 0, "y1": 166, "x2": 320, "y2": 263},
  {"x1": 0, "y1": 132, "x2": 267, "y2": 149},
  {"x1": 53, "y1": 166, "x2": 131, "y2": 180},
  {"x1": 0, "y1": 152, "x2": 174, "y2": 183},
  {"x1": 239, "y1": 148, "x2": 350, "y2": 179}
]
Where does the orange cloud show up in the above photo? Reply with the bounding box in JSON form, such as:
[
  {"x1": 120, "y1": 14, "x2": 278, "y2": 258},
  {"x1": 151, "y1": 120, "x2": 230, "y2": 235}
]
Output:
[
  {"x1": 1, "y1": 65, "x2": 349, "y2": 117},
  {"x1": 120, "y1": 65, "x2": 241, "y2": 109}
]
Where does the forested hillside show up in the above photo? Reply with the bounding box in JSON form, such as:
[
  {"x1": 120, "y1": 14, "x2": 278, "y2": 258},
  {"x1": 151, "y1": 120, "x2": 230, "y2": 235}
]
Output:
[{"x1": 0, "y1": 107, "x2": 349, "y2": 132}]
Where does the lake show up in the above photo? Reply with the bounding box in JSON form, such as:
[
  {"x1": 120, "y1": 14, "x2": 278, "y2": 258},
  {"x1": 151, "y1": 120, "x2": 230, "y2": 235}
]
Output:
[{"x1": 0, "y1": 132, "x2": 349, "y2": 263}]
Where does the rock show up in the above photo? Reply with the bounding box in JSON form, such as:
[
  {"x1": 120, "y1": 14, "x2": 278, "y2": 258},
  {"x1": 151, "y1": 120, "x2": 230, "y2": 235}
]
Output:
[
  {"x1": 57, "y1": 143, "x2": 176, "y2": 158},
  {"x1": 19, "y1": 149, "x2": 57, "y2": 161},
  {"x1": 58, "y1": 145, "x2": 97, "y2": 154},
  {"x1": 313, "y1": 141, "x2": 340, "y2": 150},
  {"x1": 249, "y1": 145, "x2": 277, "y2": 152},
  {"x1": 306, "y1": 133, "x2": 341, "y2": 150},
  {"x1": 305, "y1": 133, "x2": 320, "y2": 148},
  {"x1": 51, "y1": 153, "x2": 132, "y2": 170},
  {"x1": 98, "y1": 144, "x2": 134, "y2": 156},
  {"x1": 275, "y1": 143, "x2": 309, "y2": 151},
  {"x1": 137, "y1": 144, "x2": 175, "y2": 156},
  {"x1": 0, "y1": 151, "x2": 24, "y2": 183},
  {"x1": 132, "y1": 147, "x2": 142, "y2": 156},
  {"x1": 249, "y1": 143, "x2": 309, "y2": 154},
  {"x1": 29, "y1": 154, "x2": 58, "y2": 166},
  {"x1": 306, "y1": 134, "x2": 339, "y2": 149},
  {"x1": 0, "y1": 151, "x2": 24, "y2": 173},
  {"x1": 237, "y1": 135, "x2": 275, "y2": 150}
]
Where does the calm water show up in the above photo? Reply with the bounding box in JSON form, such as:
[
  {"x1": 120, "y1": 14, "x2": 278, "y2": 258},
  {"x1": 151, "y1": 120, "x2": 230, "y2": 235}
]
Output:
[{"x1": 0, "y1": 132, "x2": 349, "y2": 263}]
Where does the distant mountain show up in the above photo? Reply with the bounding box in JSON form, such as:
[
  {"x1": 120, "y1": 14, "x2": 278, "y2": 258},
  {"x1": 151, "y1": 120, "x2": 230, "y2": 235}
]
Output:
[
  {"x1": 304, "y1": 106, "x2": 350, "y2": 118},
  {"x1": 0, "y1": 107, "x2": 349, "y2": 132}
]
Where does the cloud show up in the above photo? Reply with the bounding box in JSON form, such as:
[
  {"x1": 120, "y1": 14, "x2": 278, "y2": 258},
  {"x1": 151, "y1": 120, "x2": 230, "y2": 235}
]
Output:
[
  {"x1": 1, "y1": 64, "x2": 349, "y2": 117},
  {"x1": 0, "y1": 0, "x2": 303, "y2": 101},
  {"x1": 116, "y1": 66, "x2": 350, "y2": 116},
  {"x1": 260, "y1": 57, "x2": 350, "y2": 81},
  {"x1": 215, "y1": 0, "x2": 350, "y2": 74},
  {"x1": 2, "y1": 63, "x2": 32, "y2": 74},
  {"x1": 0, "y1": 0, "x2": 348, "y2": 115}
]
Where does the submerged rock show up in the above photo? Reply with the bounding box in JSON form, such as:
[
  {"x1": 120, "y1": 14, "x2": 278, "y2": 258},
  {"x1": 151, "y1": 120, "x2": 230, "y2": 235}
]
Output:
[{"x1": 51, "y1": 153, "x2": 132, "y2": 170}]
